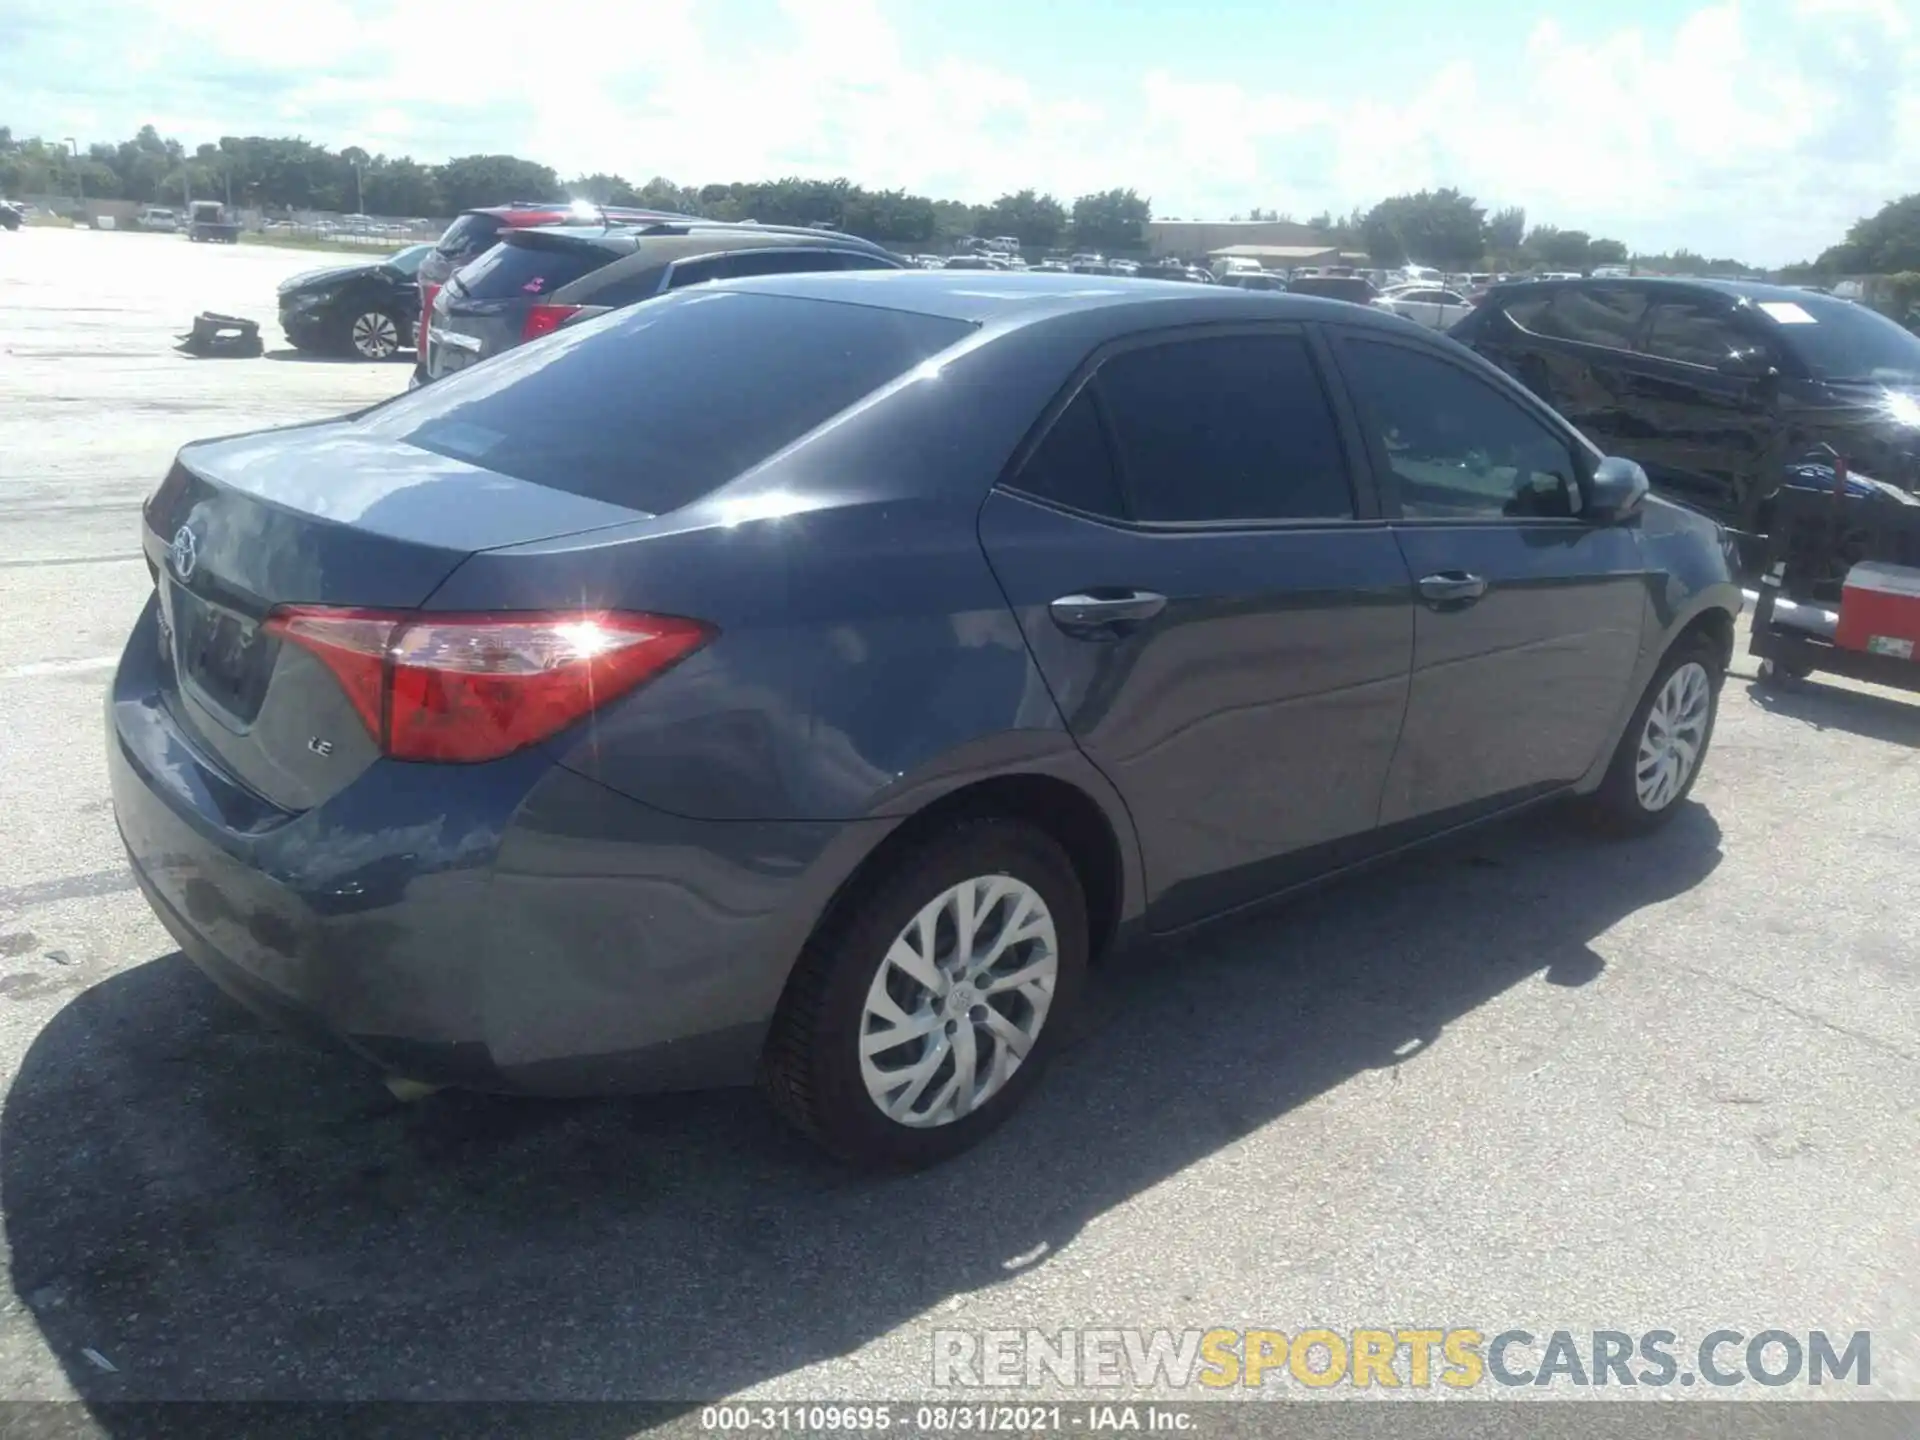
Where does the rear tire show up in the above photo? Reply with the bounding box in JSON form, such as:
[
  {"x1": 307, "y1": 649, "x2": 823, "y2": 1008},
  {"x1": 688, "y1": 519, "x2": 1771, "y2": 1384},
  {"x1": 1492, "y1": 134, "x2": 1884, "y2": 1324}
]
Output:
[
  {"x1": 762, "y1": 818, "x2": 1087, "y2": 1169},
  {"x1": 1582, "y1": 635, "x2": 1723, "y2": 835}
]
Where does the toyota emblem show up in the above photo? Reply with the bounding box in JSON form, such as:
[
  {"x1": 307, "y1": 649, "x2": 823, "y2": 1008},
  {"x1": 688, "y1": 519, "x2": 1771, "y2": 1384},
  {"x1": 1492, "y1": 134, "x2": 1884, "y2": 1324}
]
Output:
[{"x1": 169, "y1": 524, "x2": 198, "y2": 582}]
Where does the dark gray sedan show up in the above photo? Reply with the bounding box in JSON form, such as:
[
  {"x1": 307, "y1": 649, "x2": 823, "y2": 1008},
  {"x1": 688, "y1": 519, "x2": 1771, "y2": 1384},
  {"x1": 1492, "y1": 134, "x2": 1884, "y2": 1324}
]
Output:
[{"x1": 110, "y1": 273, "x2": 1739, "y2": 1168}]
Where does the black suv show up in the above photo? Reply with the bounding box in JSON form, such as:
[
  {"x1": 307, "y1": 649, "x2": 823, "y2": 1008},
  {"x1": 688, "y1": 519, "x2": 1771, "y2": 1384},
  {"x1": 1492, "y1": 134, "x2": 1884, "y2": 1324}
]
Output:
[
  {"x1": 422, "y1": 221, "x2": 905, "y2": 380},
  {"x1": 1451, "y1": 278, "x2": 1920, "y2": 542}
]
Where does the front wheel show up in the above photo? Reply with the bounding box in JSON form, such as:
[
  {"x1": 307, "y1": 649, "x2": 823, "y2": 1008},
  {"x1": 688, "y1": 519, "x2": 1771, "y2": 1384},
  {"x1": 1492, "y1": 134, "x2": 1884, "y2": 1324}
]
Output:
[
  {"x1": 342, "y1": 309, "x2": 401, "y2": 361},
  {"x1": 762, "y1": 818, "x2": 1087, "y2": 1168},
  {"x1": 1582, "y1": 637, "x2": 1723, "y2": 834}
]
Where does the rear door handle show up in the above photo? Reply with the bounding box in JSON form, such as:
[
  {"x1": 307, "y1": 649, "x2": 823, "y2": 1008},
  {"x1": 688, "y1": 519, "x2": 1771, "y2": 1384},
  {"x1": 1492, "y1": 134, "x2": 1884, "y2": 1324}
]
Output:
[
  {"x1": 1417, "y1": 571, "x2": 1488, "y2": 607},
  {"x1": 1049, "y1": 590, "x2": 1167, "y2": 636}
]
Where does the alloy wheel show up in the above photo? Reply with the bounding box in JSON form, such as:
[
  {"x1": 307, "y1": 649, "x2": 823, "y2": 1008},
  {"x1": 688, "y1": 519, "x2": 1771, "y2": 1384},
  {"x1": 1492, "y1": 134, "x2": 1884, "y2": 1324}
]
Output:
[
  {"x1": 350, "y1": 311, "x2": 399, "y2": 360},
  {"x1": 858, "y1": 875, "x2": 1058, "y2": 1128},
  {"x1": 1636, "y1": 661, "x2": 1711, "y2": 811}
]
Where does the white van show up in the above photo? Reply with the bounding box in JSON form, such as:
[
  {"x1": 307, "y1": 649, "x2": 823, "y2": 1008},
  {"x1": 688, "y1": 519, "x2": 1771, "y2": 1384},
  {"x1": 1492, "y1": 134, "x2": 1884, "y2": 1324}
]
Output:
[{"x1": 1211, "y1": 255, "x2": 1263, "y2": 278}]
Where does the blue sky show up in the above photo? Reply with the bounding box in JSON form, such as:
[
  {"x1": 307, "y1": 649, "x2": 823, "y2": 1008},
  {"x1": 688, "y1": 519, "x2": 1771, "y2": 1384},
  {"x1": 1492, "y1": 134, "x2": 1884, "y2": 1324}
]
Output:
[{"x1": 3, "y1": 0, "x2": 1916, "y2": 263}]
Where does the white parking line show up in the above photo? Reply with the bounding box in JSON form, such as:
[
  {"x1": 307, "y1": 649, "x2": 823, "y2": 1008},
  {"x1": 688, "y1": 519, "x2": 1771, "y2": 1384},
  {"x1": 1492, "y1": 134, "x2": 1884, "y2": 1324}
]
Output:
[{"x1": 0, "y1": 655, "x2": 118, "y2": 680}]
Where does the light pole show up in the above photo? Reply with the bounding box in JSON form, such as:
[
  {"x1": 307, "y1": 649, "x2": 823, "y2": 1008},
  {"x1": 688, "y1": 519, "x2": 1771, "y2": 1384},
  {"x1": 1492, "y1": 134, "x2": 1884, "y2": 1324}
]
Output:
[
  {"x1": 63, "y1": 137, "x2": 80, "y2": 208},
  {"x1": 352, "y1": 159, "x2": 365, "y2": 215}
]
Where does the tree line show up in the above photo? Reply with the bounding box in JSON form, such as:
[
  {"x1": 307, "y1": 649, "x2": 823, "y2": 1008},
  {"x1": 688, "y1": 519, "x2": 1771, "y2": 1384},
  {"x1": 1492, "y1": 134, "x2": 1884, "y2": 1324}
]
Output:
[{"x1": 21, "y1": 120, "x2": 1895, "y2": 277}]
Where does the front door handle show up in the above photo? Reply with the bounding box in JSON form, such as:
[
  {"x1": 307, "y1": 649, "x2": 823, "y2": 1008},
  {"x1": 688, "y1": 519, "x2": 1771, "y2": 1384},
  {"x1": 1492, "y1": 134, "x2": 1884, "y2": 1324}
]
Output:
[
  {"x1": 1049, "y1": 589, "x2": 1167, "y2": 636},
  {"x1": 1417, "y1": 571, "x2": 1489, "y2": 607}
]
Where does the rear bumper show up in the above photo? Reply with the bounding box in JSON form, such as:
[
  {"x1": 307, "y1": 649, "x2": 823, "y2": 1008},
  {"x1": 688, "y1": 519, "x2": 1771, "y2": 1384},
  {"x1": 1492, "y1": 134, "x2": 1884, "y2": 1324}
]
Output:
[{"x1": 108, "y1": 616, "x2": 891, "y2": 1096}]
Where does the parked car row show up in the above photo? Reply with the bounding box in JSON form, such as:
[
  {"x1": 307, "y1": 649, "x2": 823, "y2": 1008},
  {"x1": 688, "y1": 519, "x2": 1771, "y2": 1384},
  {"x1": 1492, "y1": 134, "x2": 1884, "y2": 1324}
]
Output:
[
  {"x1": 410, "y1": 201, "x2": 708, "y2": 383},
  {"x1": 284, "y1": 209, "x2": 1920, "y2": 588},
  {"x1": 422, "y1": 220, "x2": 904, "y2": 380}
]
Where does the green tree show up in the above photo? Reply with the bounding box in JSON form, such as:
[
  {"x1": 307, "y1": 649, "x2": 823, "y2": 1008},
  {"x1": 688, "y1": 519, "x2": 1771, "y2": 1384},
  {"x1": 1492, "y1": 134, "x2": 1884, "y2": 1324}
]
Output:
[
  {"x1": 1487, "y1": 205, "x2": 1526, "y2": 254},
  {"x1": 841, "y1": 187, "x2": 938, "y2": 246},
  {"x1": 436, "y1": 154, "x2": 559, "y2": 214},
  {"x1": 1070, "y1": 187, "x2": 1151, "y2": 253},
  {"x1": 931, "y1": 198, "x2": 979, "y2": 245},
  {"x1": 1586, "y1": 237, "x2": 1629, "y2": 265},
  {"x1": 631, "y1": 176, "x2": 705, "y2": 215},
  {"x1": 1816, "y1": 192, "x2": 1920, "y2": 273},
  {"x1": 1522, "y1": 224, "x2": 1593, "y2": 269},
  {"x1": 363, "y1": 157, "x2": 441, "y2": 217},
  {"x1": 567, "y1": 172, "x2": 643, "y2": 206},
  {"x1": 1361, "y1": 188, "x2": 1486, "y2": 269},
  {"x1": 975, "y1": 189, "x2": 1067, "y2": 249}
]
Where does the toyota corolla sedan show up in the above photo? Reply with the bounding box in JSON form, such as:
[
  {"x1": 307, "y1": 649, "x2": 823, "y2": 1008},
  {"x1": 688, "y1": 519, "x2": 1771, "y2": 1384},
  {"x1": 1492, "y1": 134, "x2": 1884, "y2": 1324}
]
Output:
[{"x1": 109, "y1": 272, "x2": 1739, "y2": 1168}]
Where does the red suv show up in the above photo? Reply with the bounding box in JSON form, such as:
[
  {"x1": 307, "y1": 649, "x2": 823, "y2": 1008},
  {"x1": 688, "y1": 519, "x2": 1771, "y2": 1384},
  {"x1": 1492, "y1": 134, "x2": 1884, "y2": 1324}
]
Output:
[{"x1": 413, "y1": 201, "x2": 697, "y2": 381}]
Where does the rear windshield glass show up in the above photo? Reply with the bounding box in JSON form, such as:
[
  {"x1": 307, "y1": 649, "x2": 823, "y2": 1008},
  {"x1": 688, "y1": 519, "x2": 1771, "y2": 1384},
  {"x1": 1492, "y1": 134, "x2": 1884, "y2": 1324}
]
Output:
[
  {"x1": 453, "y1": 240, "x2": 614, "y2": 300},
  {"x1": 435, "y1": 213, "x2": 502, "y2": 258},
  {"x1": 1758, "y1": 295, "x2": 1920, "y2": 383},
  {"x1": 362, "y1": 291, "x2": 977, "y2": 514}
]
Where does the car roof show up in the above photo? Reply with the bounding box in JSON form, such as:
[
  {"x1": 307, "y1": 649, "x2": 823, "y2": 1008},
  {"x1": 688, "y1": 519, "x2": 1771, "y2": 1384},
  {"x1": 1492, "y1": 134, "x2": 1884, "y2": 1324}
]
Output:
[
  {"x1": 470, "y1": 201, "x2": 689, "y2": 222},
  {"x1": 517, "y1": 219, "x2": 887, "y2": 257},
  {"x1": 1488, "y1": 275, "x2": 1819, "y2": 305},
  {"x1": 682, "y1": 268, "x2": 1426, "y2": 331}
]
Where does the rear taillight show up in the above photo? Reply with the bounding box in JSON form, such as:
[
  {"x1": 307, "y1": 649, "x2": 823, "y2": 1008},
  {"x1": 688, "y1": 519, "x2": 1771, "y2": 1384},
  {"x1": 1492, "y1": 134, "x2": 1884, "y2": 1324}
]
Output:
[
  {"x1": 263, "y1": 608, "x2": 712, "y2": 763},
  {"x1": 522, "y1": 304, "x2": 583, "y2": 341},
  {"x1": 419, "y1": 281, "x2": 441, "y2": 343}
]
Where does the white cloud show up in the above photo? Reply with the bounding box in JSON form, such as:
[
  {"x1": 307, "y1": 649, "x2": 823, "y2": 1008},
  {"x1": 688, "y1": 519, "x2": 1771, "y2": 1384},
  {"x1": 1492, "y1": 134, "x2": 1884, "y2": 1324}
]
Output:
[{"x1": 3, "y1": 0, "x2": 1918, "y2": 262}]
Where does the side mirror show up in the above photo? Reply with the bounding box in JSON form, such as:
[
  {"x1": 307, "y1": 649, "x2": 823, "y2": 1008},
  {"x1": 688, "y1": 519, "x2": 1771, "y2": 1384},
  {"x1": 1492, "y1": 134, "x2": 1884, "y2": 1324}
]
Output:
[
  {"x1": 1718, "y1": 347, "x2": 1777, "y2": 380},
  {"x1": 1587, "y1": 456, "x2": 1650, "y2": 523}
]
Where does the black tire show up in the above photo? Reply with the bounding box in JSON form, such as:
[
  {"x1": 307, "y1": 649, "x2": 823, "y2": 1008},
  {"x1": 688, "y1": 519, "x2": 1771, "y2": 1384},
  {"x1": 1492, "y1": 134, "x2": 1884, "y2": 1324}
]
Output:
[
  {"x1": 1582, "y1": 634, "x2": 1724, "y2": 835},
  {"x1": 762, "y1": 818, "x2": 1088, "y2": 1169},
  {"x1": 338, "y1": 307, "x2": 403, "y2": 361}
]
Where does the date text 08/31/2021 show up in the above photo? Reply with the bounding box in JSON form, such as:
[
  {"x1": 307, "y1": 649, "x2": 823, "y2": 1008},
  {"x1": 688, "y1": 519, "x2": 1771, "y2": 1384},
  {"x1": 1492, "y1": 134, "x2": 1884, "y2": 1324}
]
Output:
[{"x1": 700, "y1": 1405, "x2": 1195, "y2": 1433}]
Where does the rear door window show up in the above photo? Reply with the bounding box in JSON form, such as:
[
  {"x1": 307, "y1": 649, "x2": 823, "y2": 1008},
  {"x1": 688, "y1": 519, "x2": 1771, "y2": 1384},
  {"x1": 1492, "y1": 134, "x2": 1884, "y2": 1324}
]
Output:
[
  {"x1": 1641, "y1": 301, "x2": 1748, "y2": 368},
  {"x1": 1011, "y1": 389, "x2": 1127, "y2": 519},
  {"x1": 367, "y1": 291, "x2": 976, "y2": 514},
  {"x1": 453, "y1": 241, "x2": 616, "y2": 300},
  {"x1": 1549, "y1": 287, "x2": 1648, "y2": 350},
  {"x1": 1499, "y1": 292, "x2": 1557, "y2": 333},
  {"x1": 1093, "y1": 333, "x2": 1355, "y2": 523}
]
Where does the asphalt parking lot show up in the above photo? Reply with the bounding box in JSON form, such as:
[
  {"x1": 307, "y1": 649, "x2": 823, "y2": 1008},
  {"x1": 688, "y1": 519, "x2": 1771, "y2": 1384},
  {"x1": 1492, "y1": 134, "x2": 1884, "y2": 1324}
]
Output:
[{"x1": 0, "y1": 226, "x2": 1916, "y2": 1414}]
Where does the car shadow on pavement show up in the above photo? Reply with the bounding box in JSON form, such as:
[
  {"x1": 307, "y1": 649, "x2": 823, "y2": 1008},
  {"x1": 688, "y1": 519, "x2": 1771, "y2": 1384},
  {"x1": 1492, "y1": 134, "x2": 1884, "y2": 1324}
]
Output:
[
  {"x1": 1745, "y1": 674, "x2": 1920, "y2": 746},
  {"x1": 263, "y1": 348, "x2": 415, "y2": 365},
  {"x1": 2, "y1": 802, "x2": 1721, "y2": 1412}
]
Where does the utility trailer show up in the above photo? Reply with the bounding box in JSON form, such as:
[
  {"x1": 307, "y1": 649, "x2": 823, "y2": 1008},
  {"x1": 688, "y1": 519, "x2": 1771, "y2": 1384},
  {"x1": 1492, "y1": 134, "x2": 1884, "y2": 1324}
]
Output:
[{"x1": 1749, "y1": 449, "x2": 1920, "y2": 693}]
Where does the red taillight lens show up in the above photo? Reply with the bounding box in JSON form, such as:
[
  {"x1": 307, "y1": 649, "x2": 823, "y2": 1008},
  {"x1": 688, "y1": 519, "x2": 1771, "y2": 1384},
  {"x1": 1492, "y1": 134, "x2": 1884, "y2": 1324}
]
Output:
[
  {"x1": 521, "y1": 304, "x2": 583, "y2": 341},
  {"x1": 263, "y1": 608, "x2": 712, "y2": 763}
]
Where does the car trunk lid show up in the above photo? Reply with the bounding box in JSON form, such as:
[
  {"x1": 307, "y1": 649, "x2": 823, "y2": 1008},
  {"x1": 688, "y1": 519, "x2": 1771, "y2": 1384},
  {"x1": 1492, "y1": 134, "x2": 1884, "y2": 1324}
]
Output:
[{"x1": 140, "y1": 422, "x2": 646, "y2": 811}]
